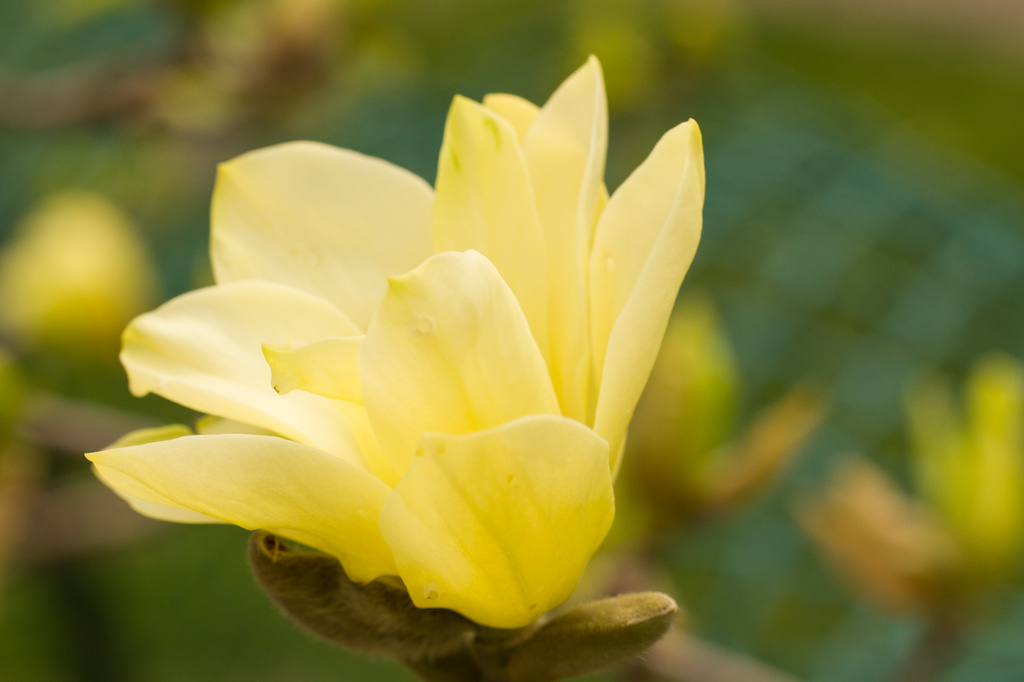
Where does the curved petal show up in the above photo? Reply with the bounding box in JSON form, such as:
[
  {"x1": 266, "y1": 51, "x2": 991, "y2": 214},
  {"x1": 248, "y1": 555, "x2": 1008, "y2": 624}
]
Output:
[
  {"x1": 211, "y1": 141, "x2": 434, "y2": 330},
  {"x1": 335, "y1": 400, "x2": 401, "y2": 488},
  {"x1": 522, "y1": 56, "x2": 608, "y2": 421},
  {"x1": 195, "y1": 416, "x2": 277, "y2": 436},
  {"x1": 95, "y1": 466, "x2": 221, "y2": 524},
  {"x1": 88, "y1": 434, "x2": 397, "y2": 583},
  {"x1": 99, "y1": 423, "x2": 220, "y2": 524},
  {"x1": 432, "y1": 96, "x2": 548, "y2": 356},
  {"x1": 106, "y1": 423, "x2": 194, "y2": 449},
  {"x1": 379, "y1": 415, "x2": 614, "y2": 628},
  {"x1": 361, "y1": 251, "x2": 559, "y2": 474},
  {"x1": 264, "y1": 336, "x2": 363, "y2": 404},
  {"x1": 482, "y1": 93, "x2": 539, "y2": 141},
  {"x1": 590, "y1": 120, "x2": 705, "y2": 473},
  {"x1": 121, "y1": 281, "x2": 367, "y2": 467}
]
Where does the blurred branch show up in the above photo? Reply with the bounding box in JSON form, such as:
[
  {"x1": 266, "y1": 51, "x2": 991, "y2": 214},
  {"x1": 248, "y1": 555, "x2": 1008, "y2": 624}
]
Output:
[
  {"x1": 21, "y1": 393, "x2": 161, "y2": 455},
  {"x1": 0, "y1": 394, "x2": 170, "y2": 573},
  {"x1": 884, "y1": 621, "x2": 964, "y2": 682},
  {"x1": 0, "y1": 65, "x2": 164, "y2": 129},
  {"x1": 0, "y1": 446, "x2": 40, "y2": 609},
  {"x1": 20, "y1": 477, "x2": 164, "y2": 563},
  {"x1": 637, "y1": 630, "x2": 803, "y2": 682}
]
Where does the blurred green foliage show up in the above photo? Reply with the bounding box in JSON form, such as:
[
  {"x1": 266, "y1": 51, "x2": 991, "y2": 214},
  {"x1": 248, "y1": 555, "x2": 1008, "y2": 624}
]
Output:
[{"x1": 1, "y1": 0, "x2": 1024, "y2": 680}]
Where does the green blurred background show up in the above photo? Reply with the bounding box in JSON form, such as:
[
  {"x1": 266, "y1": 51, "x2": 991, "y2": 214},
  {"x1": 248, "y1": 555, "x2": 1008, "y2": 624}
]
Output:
[{"x1": 1, "y1": 0, "x2": 1023, "y2": 680}]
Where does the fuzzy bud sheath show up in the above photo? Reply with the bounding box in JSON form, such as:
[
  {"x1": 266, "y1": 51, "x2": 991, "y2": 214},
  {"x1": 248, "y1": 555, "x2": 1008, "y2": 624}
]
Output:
[{"x1": 249, "y1": 532, "x2": 678, "y2": 681}]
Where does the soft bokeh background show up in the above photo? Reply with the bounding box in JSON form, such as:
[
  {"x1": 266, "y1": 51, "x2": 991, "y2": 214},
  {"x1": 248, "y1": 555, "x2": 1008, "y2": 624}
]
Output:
[{"x1": 1, "y1": 0, "x2": 1023, "y2": 680}]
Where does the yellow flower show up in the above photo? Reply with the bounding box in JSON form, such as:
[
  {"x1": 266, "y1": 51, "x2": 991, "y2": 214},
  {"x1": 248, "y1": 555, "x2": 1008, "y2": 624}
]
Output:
[
  {"x1": 907, "y1": 353, "x2": 1024, "y2": 581},
  {"x1": 0, "y1": 191, "x2": 157, "y2": 351},
  {"x1": 87, "y1": 57, "x2": 704, "y2": 628}
]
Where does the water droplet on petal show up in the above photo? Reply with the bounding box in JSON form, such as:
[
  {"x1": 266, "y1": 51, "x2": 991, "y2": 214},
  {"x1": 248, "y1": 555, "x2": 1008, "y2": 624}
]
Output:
[
  {"x1": 425, "y1": 583, "x2": 440, "y2": 600},
  {"x1": 413, "y1": 314, "x2": 435, "y2": 335},
  {"x1": 604, "y1": 256, "x2": 616, "y2": 273},
  {"x1": 304, "y1": 251, "x2": 321, "y2": 268}
]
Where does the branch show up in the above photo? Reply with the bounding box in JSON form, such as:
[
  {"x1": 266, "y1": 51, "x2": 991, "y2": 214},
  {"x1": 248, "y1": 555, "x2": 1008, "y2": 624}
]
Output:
[{"x1": 638, "y1": 630, "x2": 803, "y2": 682}]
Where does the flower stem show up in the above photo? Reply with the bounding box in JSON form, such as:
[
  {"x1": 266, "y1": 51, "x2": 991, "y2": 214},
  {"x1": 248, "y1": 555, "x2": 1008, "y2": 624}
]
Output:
[
  {"x1": 884, "y1": 620, "x2": 963, "y2": 682},
  {"x1": 635, "y1": 630, "x2": 802, "y2": 682}
]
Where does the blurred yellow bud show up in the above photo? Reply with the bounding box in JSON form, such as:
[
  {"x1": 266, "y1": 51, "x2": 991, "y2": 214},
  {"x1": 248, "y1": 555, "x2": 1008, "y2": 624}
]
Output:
[
  {"x1": 662, "y1": 0, "x2": 747, "y2": 56},
  {"x1": 569, "y1": 0, "x2": 656, "y2": 110},
  {"x1": 907, "y1": 354, "x2": 1024, "y2": 581},
  {"x1": 700, "y1": 385, "x2": 826, "y2": 512},
  {"x1": 799, "y1": 459, "x2": 961, "y2": 616},
  {"x1": 627, "y1": 296, "x2": 822, "y2": 522},
  {"x1": 153, "y1": 69, "x2": 238, "y2": 135},
  {"x1": 0, "y1": 191, "x2": 158, "y2": 352},
  {"x1": 630, "y1": 295, "x2": 738, "y2": 491}
]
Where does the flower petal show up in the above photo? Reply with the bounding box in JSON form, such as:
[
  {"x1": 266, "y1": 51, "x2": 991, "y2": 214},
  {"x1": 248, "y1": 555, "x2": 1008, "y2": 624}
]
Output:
[
  {"x1": 263, "y1": 336, "x2": 363, "y2": 404},
  {"x1": 195, "y1": 416, "x2": 276, "y2": 436},
  {"x1": 95, "y1": 465, "x2": 220, "y2": 524},
  {"x1": 432, "y1": 96, "x2": 548, "y2": 357},
  {"x1": 335, "y1": 400, "x2": 401, "y2": 488},
  {"x1": 378, "y1": 415, "x2": 614, "y2": 628},
  {"x1": 106, "y1": 423, "x2": 194, "y2": 449},
  {"x1": 211, "y1": 141, "x2": 434, "y2": 330},
  {"x1": 590, "y1": 120, "x2": 705, "y2": 473},
  {"x1": 88, "y1": 434, "x2": 397, "y2": 582},
  {"x1": 482, "y1": 93, "x2": 539, "y2": 140},
  {"x1": 522, "y1": 56, "x2": 608, "y2": 421},
  {"x1": 99, "y1": 423, "x2": 220, "y2": 524},
  {"x1": 360, "y1": 251, "x2": 559, "y2": 474},
  {"x1": 121, "y1": 281, "x2": 367, "y2": 467}
]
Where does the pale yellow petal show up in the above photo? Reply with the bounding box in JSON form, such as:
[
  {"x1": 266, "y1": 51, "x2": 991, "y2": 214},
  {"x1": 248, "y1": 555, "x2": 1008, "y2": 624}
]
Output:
[
  {"x1": 211, "y1": 141, "x2": 434, "y2": 330},
  {"x1": 335, "y1": 400, "x2": 401, "y2": 488},
  {"x1": 263, "y1": 336, "x2": 363, "y2": 404},
  {"x1": 106, "y1": 424, "x2": 194, "y2": 449},
  {"x1": 195, "y1": 416, "x2": 277, "y2": 436},
  {"x1": 98, "y1": 423, "x2": 220, "y2": 524},
  {"x1": 88, "y1": 434, "x2": 397, "y2": 582},
  {"x1": 522, "y1": 56, "x2": 608, "y2": 421},
  {"x1": 214, "y1": 337, "x2": 400, "y2": 486},
  {"x1": 432, "y1": 95, "x2": 548, "y2": 356},
  {"x1": 95, "y1": 465, "x2": 220, "y2": 524},
  {"x1": 590, "y1": 120, "x2": 704, "y2": 473},
  {"x1": 379, "y1": 415, "x2": 614, "y2": 628},
  {"x1": 119, "y1": 495, "x2": 221, "y2": 523},
  {"x1": 360, "y1": 251, "x2": 559, "y2": 474},
  {"x1": 482, "y1": 93, "x2": 539, "y2": 140},
  {"x1": 121, "y1": 281, "x2": 367, "y2": 467}
]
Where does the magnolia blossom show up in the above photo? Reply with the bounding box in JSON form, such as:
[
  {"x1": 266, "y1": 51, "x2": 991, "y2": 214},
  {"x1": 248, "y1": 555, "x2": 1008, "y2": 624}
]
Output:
[{"x1": 88, "y1": 57, "x2": 704, "y2": 628}]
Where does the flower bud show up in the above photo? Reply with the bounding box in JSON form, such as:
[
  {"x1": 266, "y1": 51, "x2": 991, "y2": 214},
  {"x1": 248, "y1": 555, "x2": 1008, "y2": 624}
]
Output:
[
  {"x1": 628, "y1": 295, "x2": 738, "y2": 509},
  {"x1": 907, "y1": 353, "x2": 1024, "y2": 582},
  {"x1": 505, "y1": 592, "x2": 678, "y2": 682},
  {"x1": 0, "y1": 191, "x2": 157, "y2": 353},
  {"x1": 626, "y1": 296, "x2": 823, "y2": 523},
  {"x1": 248, "y1": 532, "x2": 475, "y2": 662},
  {"x1": 798, "y1": 459, "x2": 961, "y2": 616}
]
